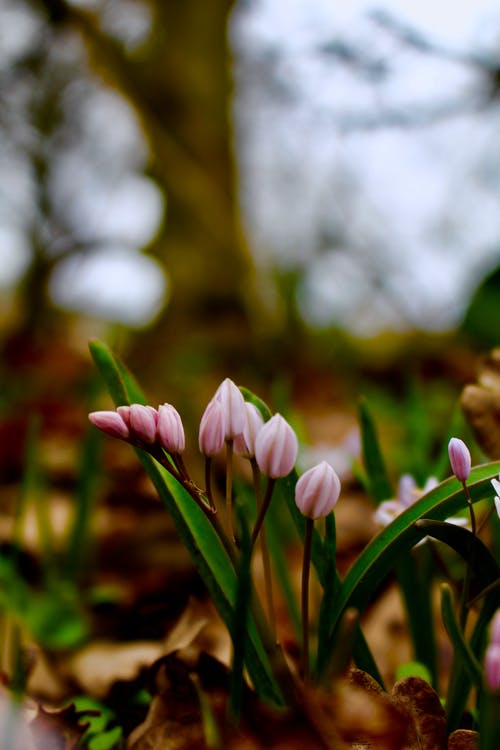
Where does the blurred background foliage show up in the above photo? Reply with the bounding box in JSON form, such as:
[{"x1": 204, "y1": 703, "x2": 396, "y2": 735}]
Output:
[{"x1": 0, "y1": 0, "x2": 499, "y2": 441}]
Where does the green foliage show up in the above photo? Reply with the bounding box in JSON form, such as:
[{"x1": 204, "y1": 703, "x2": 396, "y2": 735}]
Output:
[{"x1": 71, "y1": 696, "x2": 123, "y2": 750}]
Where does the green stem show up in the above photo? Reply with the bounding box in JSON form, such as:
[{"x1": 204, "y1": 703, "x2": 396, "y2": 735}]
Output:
[
  {"x1": 301, "y1": 518, "x2": 314, "y2": 680},
  {"x1": 459, "y1": 480, "x2": 477, "y2": 629},
  {"x1": 204, "y1": 457, "x2": 215, "y2": 510},
  {"x1": 480, "y1": 690, "x2": 500, "y2": 750},
  {"x1": 226, "y1": 440, "x2": 235, "y2": 542},
  {"x1": 251, "y1": 460, "x2": 276, "y2": 642},
  {"x1": 251, "y1": 478, "x2": 276, "y2": 548}
]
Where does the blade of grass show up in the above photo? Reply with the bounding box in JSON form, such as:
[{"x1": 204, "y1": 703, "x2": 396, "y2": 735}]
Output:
[
  {"x1": 358, "y1": 397, "x2": 393, "y2": 504},
  {"x1": 416, "y1": 519, "x2": 500, "y2": 596},
  {"x1": 66, "y1": 426, "x2": 102, "y2": 582},
  {"x1": 395, "y1": 551, "x2": 437, "y2": 686},
  {"x1": 316, "y1": 514, "x2": 339, "y2": 676},
  {"x1": 440, "y1": 583, "x2": 483, "y2": 689},
  {"x1": 229, "y1": 511, "x2": 252, "y2": 722}
]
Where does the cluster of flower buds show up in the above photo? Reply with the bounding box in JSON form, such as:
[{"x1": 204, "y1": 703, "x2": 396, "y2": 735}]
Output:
[
  {"x1": 198, "y1": 378, "x2": 298, "y2": 478},
  {"x1": 89, "y1": 403, "x2": 185, "y2": 454},
  {"x1": 89, "y1": 378, "x2": 342, "y2": 522},
  {"x1": 485, "y1": 610, "x2": 500, "y2": 692}
]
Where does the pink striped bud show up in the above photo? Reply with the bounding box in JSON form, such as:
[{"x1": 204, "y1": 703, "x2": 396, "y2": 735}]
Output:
[
  {"x1": 214, "y1": 378, "x2": 246, "y2": 440},
  {"x1": 157, "y1": 403, "x2": 185, "y2": 453},
  {"x1": 491, "y1": 610, "x2": 500, "y2": 646},
  {"x1": 448, "y1": 437, "x2": 471, "y2": 482},
  {"x1": 88, "y1": 410, "x2": 130, "y2": 440},
  {"x1": 295, "y1": 461, "x2": 341, "y2": 519},
  {"x1": 129, "y1": 404, "x2": 158, "y2": 445},
  {"x1": 116, "y1": 405, "x2": 132, "y2": 427},
  {"x1": 234, "y1": 402, "x2": 264, "y2": 459},
  {"x1": 255, "y1": 413, "x2": 298, "y2": 478},
  {"x1": 485, "y1": 643, "x2": 500, "y2": 692},
  {"x1": 199, "y1": 398, "x2": 225, "y2": 457},
  {"x1": 485, "y1": 610, "x2": 500, "y2": 691}
]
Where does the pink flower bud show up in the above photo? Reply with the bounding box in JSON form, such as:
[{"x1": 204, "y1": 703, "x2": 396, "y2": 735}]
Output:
[
  {"x1": 116, "y1": 405, "x2": 132, "y2": 427},
  {"x1": 448, "y1": 437, "x2": 471, "y2": 482},
  {"x1": 214, "y1": 378, "x2": 246, "y2": 440},
  {"x1": 157, "y1": 403, "x2": 185, "y2": 453},
  {"x1": 88, "y1": 410, "x2": 130, "y2": 440},
  {"x1": 485, "y1": 643, "x2": 500, "y2": 692},
  {"x1": 234, "y1": 402, "x2": 264, "y2": 459},
  {"x1": 255, "y1": 413, "x2": 298, "y2": 478},
  {"x1": 129, "y1": 404, "x2": 158, "y2": 445},
  {"x1": 491, "y1": 610, "x2": 500, "y2": 645},
  {"x1": 156, "y1": 404, "x2": 186, "y2": 453},
  {"x1": 199, "y1": 398, "x2": 225, "y2": 457},
  {"x1": 295, "y1": 461, "x2": 341, "y2": 519}
]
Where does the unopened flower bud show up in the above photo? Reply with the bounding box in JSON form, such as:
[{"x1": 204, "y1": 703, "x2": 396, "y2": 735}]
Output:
[
  {"x1": 88, "y1": 410, "x2": 130, "y2": 440},
  {"x1": 214, "y1": 378, "x2": 246, "y2": 440},
  {"x1": 448, "y1": 437, "x2": 471, "y2": 482},
  {"x1": 485, "y1": 643, "x2": 500, "y2": 692},
  {"x1": 255, "y1": 413, "x2": 298, "y2": 478},
  {"x1": 491, "y1": 610, "x2": 500, "y2": 646},
  {"x1": 157, "y1": 404, "x2": 185, "y2": 453},
  {"x1": 234, "y1": 402, "x2": 264, "y2": 459},
  {"x1": 129, "y1": 404, "x2": 158, "y2": 445},
  {"x1": 295, "y1": 461, "x2": 341, "y2": 519},
  {"x1": 116, "y1": 405, "x2": 132, "y2": 427},
  {"x1": 199, "y1": 398, "x2": 225, "y2": 457}
]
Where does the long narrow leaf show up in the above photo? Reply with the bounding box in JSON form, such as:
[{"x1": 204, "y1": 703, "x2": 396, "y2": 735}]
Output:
[
  {"x1": 417, "y1": 519, "x2": 500, "y2": 596},
  {"x1": 396, "y1": 551, "x2": 437, "y2": 685},
  {"x1": 440, "y1": 583, "x2": 483, "y2": 689},
  {"x1": 358, "y1": 397, "x2": 393, "y2": 503}
]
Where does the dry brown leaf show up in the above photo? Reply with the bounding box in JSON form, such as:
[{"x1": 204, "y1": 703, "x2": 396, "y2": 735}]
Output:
[
  {"x1": 461, "y1": 348, "x2": 500, "y2": 459},
  {"x1": 126, "y1": 655, "x2": 211, "y2": 750},
  {"x1": 327, "y1": 671, "x2": 408, "y2": 750},
  {"x1": 447, "y1": 729, "x2": 478, "y2": 750},
  {"x1": 390, "y1": 676, "x2": 447, "y2": 750}
]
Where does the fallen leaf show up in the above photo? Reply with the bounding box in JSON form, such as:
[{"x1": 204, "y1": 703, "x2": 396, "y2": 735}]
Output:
[
  {"x1": 461, "y1": 348, "x2": 500, "y2": 459},
  {"x1": 390, "y1": 676, "x2": 447, "y2": 750},
  {"x1": 447, "y1": 729, "x2": 478, "y2": 750}
]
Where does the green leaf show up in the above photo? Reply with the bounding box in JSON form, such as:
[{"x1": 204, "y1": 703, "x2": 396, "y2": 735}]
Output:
[
  {"x1": 358, "y1": 397, "x2": 393, "y2": 503},
  {"x1": 88, "y1": 726, "x2": 123, "y2": 750},
  {"x1": 321, "y1": 463, "x2": 500, "y2": 676},
  {"x1": 89, "y1": 340, "x2": 284, "y2": 704},
  {"x1": 395, "y1": 551, "x2": 437, "y2": 685},
  {"x1": 416, "y1": 519, "x2": 500, "y2": 596},
  {"x1": 66, "y1": 426, "x2": 102, "y2": 582},
  {"x1": 239, "y1": 387, "x2": 273, "y2": 421},
  {"x1": 316, "y1": 514, "x2": 339, "y2": 673},
  {"x1": 440, "y1": 583, "x2": 483, "y2": 689},
  {"x1": 395, "y1": 661, "x2": 433, "y2": 684},
  {"x1": 229, "y1": 510, "x2": 252, "y2": 721}
]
